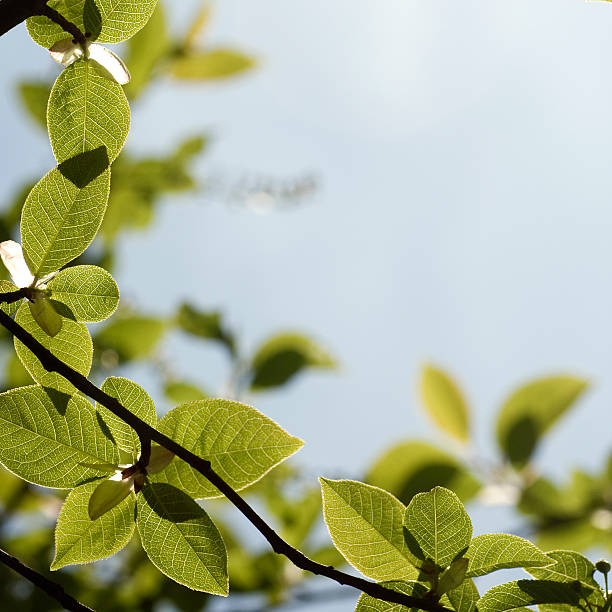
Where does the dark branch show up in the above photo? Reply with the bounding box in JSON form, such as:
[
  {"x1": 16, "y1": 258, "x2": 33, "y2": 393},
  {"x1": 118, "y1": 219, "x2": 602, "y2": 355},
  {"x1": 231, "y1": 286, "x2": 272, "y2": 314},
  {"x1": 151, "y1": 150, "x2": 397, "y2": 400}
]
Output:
[
  {"x1": 0, "y1": 288, "x2": 28, "y2": 303},
  {"x1": 0, "y1": 0, "x2": 86, "y2": 45},
  {"x1": 0, "y1": 306, "x2": 448, "y2": 612},
  {"x1": 0, "y1": 546, "x2": 94, "y2": 612}
]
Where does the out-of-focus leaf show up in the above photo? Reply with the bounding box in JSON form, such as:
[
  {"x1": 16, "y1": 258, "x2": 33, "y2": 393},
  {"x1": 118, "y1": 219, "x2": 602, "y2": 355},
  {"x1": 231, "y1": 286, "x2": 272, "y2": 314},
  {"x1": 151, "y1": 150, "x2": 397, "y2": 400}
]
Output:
[
  {"x1": 420, "y1": 364, "x2": 469, "y2": 442},
  {"x1": 4, "y1": 352, "x2": 34, "y2": 390},
  {"x1": 164, "y1": 380, "x2": 208, "y2": 404},
  {"x1": 17, "y1": 82, "x2": 50, "y2": 128},
  {"x1": 320, "y1": 478, "x2": 419, "y2": 582},
  {"x1": 478, "y1": 580, "x2": 581, "y2": 612},
  {"x1": 124, "y1": 3, "x2": 169, "y2": 99},
  {"x1": 184, "y1": 3, "x2": 210, "y2": 49},
  {"x1": 365, "y1": 440, "x2": 480, "y2": 505},
  {"x1": 466, "y1": 534, "x2": 552, "y2": 577},
  {"x1": 496, "y1": 376, "x2": 588, "y2": 469},
  {"x1": 152, "y1": 399, "x2": 303, "y2": 498},
  {"x1": 176, "y1": 303, "x2": 235, "y2": 353},
  {"x1": 171, "y1": 49, "x2": 255, "y2": 80},
  {"x1": 137, "y1": 483, "x2": 228, "y2": 594},
  {"x1": 403, "y1": 487, "x2": 472, "y2": 569},
  {"x1": 52, "y1": 479, "x2": 135, "y2": 568},
  {"x1": 250, "y1": 332, "x2": 335, "y2": 390},
  {"x1": 95, "y1": 314, "x2": 166, "y2": 362}
]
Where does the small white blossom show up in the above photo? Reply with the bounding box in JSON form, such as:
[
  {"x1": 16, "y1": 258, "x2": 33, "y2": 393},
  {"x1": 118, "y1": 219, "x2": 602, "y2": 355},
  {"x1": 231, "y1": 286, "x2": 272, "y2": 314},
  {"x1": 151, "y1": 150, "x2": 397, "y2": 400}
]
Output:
[
  {"x1": 49, "y1": 38, "x2": 130, "y2": 85},
  {"x1": 0, "y1": 240, "x2": 55, "y2": 289}
]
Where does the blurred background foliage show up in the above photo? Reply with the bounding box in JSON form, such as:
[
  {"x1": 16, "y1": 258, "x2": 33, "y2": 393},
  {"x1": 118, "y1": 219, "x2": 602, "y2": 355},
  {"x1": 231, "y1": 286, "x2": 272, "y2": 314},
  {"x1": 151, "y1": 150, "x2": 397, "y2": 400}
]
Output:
[{"x1": 1, "y1": 2, "x2": 611, "y2": 611}]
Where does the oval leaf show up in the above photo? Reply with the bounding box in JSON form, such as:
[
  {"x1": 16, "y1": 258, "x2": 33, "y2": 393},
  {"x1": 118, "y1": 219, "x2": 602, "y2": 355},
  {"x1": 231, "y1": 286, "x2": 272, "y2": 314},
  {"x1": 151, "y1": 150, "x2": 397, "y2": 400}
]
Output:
[
  {"x1": 250, "y1": 332, "x2": 335, "y2": 390},
  {"x1": 355, "y1": 580, "x2": 428, "y2": 612},
  {"x1": 21, "y1": 156, "x2": 110, "y2": 278},
  {"x1": 467, "y1": 534, "x2": 552, "y2": 577},
  {"x1": 152, "y1": 399, "x2": 303, "y2": 498},
  {"x1": 0, "y1": 385, "x2": 119, "y2": 488},
  {"x1": 48, "y1": 265, "x2": 119, "y2": 322},
  {"x1": 29, "y1": 298, "x2": 62, "y2": 337},
  {"x1": 320, "y1": 478, "x2": 418, "y2": 582},
  {"x1": 420, "y1": 364, "x2": 469, "y2": 442},
  {"x1": 496, "y1": 376, "x2": 588, "y2": 468},
  {"x1": 478, "y1": 580, "x2": 582, "y2": 612},
  {"x1": 403, "y1": 487, "x2": 472, "y2": 569},
  {"x1": 14, "y1": 302, "x2": 92, "y2": 394},
  {"x1": 528, "y1": 550, "x2": 601, "y2": 593},
  {"x1": 52, "y1": 479, "x2": 135, "y2": 569},
  {"x1": 96, "y1": 376, "x2": 157, "y2": 460},
  {"x1": 137, "y1": 483, "x2": 228, "y2": 594},
  {"x1": 448, "y1": 578, "x2": 479, "y2": 612},
  {"x1": 48, "y1": 59, "x2": 130, "y2": 164},
  {"x1": 88, "y1": 476, "x2": 134, "y2": 519},
  {"x1": 95, "y1": 0, "x2": 159, "y2": 44}
]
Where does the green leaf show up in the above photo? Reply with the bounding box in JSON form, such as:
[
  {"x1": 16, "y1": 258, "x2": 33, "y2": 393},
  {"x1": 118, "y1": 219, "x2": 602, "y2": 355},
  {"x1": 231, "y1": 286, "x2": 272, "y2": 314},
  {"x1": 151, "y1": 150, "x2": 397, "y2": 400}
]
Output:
[
  {"x1": 48, "y1": 265, "x2": 119, "y2": 322},
  {"x1": 528, "y1": 550, "x2": 601, "y2": 593},
  {"x1": 146, "y1": 445, "x2": 174, "y2": 474},
  {"x1": 478, "y1": 580, "x2": 582, "y2": 612},
  {"x1": 14, "y1": 302, "x2": 92, "y2": 394},
  {"x1": 496, "y1": 376, "x2": 588, "y2": 468},
  {"x1": 438, "y1": 558, "x2": 469, "y2": 595},
  {"x1": 27, "y1": 0, "x2": 102, "y2": 48},
  {"x1": 466, "y1": 534, "x2": 552, "y2": 577},
  {"x1": 447, "y1": 578, "x2": 479, "y2": 612},
  {"x1": 95, "y1": 314, "x2": 166, "y2": 362},
  {"x1": 96, "y1": 376, "x2": 157, "y2": 460},
  {"x1": 18, "y1": 81, "x2": 50, "y2": 128},
  {"x1": 21, "y1": 151, "x2": 110, "y2": 278},
  {"x1": 250, "y1": 332, "x2": 335, "y2": 390},
  {"x1": 319, "y1": 478, "x2": 419, "y2": 582},
  {"x1": 365, "y1": 440, "x2": 481, "y2": 505},
  {"x1": 29, "y1": 297, "x2": 62, "y2": 337},
  {"x1": 152, "y1": 399, "x2": 303, "y2": 498},
  {"x1": 124, "y1": 3, "x2": 169, "y2": 99},
  {"x1": 0, "y1": 385, "x2": 119, "y2": 488},
  {"x1": 27, "y1": 0, "x2": 157, "y2": 46},
  {"x1": 48, "y1": 60, "x2": 130, "y2": 165},
  {"x1": 354, "y1": 581, "x2": 428, "y2": 612},
  {"x1": 164, "y1": 380, "x2": 208, "y2": 404},
  {"x1": 137, "y1": 482, "x2": 228, "y2": 595},
  {"x1": 95, "y1": 0, "x2": 159, "y2": 43},
  {"x1": 0, "y1": 280, "x2": 21, "y2": 316},
  {"x1": 421, "y1": 364, "x2": 469, "y2": 442},
  {"x1": 176, "y1": 303, "x2": 235, "y2": 353},
  {"x1": 52, "y1": 479, "x2": 135, "y2": 569},
  {"x1": 403, "y1": 487, "x2": 472, "y2": 569},
  {"x1": 171, "y1": 49, "x2": 255, "y2": 80}
]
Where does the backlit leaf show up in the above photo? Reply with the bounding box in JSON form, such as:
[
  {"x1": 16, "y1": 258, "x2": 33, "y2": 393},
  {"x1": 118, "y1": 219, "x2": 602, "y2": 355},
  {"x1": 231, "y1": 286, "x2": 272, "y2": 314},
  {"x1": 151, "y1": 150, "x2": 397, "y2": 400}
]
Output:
[
  {"x1": 52, "y1": 479, "x2": 135, "y2": 569},
  {"x1": 48, "y1": 59, "x2": 130, "y2": 164},
  {"x1": 0, "y1": 280, "x2": 21, "y2": 316},
  {"x1": 320, "y1": 478, "x2": 418, "y2": 582},
  {"x1": 14, "y1": 302, "x2": 92, "y2": 394},
  {"x1": 29, "y1": 297, "x2": 62, "y2": 337},
  {"x1": 496, "y1": 376, "x2": 588, "y2": 468},
  {"x1": 403, "y1": 487, "x2": 472, "y2": 569},
  {"x1": 420, "y1": 364, "x2": 469, "y2": 442},
  {"x1": 137, "y1": 483, "x2": 228, "y2": 594},
  {"x1": 528, "y1": 550, "x2": 600, "y2": 592},
  {"x1": 466, "y1": 534, "x2": 552, "y2": 577},
  {"x1": 48, "y1": 265, "x2": 119, "y2": 322},
  {"x1": 448, "y1": 578, "x2": 479, "y2": 612},
  {"x1": 96, "y1": 376, "x2": 157, "y2": 460},
  {"x1": 354, "y1": 580, "x2": 428, "y2": 612},
  {"x1": 0, "y1": 385, "x2": 119, "y2": 488},
  {"x1": 478, "y1": 580, "x2": 581, "y2": 612},
  {"x1": 21, "y1": 151, "x2": 110, "y2": 278},
  {"x1": 95, "y1": 0, "x2": 159, "y2": 44},
  {"x1": 152, "y1": 399, "x2": 303, "y2": 498}
]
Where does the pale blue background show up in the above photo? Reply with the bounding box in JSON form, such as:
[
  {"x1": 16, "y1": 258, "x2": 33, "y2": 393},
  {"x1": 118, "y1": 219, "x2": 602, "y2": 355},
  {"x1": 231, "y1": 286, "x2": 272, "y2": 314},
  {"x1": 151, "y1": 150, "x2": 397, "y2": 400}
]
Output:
[{"x1": 2, "y1": 1, "x2": 612, "y2": 609}]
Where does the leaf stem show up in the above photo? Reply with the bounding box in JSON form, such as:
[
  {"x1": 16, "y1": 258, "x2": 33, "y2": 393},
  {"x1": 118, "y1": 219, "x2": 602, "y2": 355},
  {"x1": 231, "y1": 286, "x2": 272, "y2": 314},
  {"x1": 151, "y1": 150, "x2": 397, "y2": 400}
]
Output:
[{"x1": 0, "y1": 303, "x2": 450, "y2": 612}]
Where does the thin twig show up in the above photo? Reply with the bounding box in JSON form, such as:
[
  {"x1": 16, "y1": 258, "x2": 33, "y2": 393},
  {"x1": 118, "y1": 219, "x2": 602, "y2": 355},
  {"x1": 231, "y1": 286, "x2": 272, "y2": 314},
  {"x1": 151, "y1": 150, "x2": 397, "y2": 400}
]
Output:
[
  {"x1": 0, "y1": 546, "x2": 94, "y2": 612},
  {"x1": 0, "y1": 305, "x2": 448, "y2": 612}
]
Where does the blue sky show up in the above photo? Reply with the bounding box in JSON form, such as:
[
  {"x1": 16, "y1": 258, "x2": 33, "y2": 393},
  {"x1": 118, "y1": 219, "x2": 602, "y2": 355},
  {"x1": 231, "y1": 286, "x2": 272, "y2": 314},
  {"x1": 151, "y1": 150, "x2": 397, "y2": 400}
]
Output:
[{"x1": 2, "y1": 1, "x2": 612, "y2": 608}]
